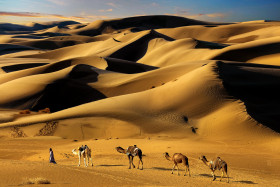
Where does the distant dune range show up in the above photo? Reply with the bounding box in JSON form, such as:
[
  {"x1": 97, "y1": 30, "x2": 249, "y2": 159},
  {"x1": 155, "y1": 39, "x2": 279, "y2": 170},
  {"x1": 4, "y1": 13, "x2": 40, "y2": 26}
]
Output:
[{"x1": 0, "y1": 15, "x2": 280, "y2": 139}]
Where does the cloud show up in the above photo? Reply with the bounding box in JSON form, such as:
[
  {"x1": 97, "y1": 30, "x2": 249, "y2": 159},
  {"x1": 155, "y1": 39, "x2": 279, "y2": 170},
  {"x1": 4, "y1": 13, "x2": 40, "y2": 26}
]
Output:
[
  {"x1": 47, "y1": 0, "x2": 66, "y2": 6},
  {"x1": 98, "y1": 9, "x2": 113, "y2": 12},
  {"x1": 86, "y1": 15, "x2": 109, "y2": 19},
  {"x1": 187, "y1": 13, "x2": 226, "y2": 19},
  {"x1": 206, "y1": 13, "x2": 226, "y2": 18},
  {"x1": 0, "y1": 11, "x2": 86, "y2": 21},
  {"x1": 169, "y1": 7, "x2": 227, "y2": 21},
  {"x1": 106, "y1": 2, "x2": 118, "y2": 8},
  {"x1": 0, "y1": 11, "x2": 112, "y2": 23},
  {"x1": 0, "y1": 12, "x2": 42, "y2": 17},
  {"x1": 166, "y1": 11, "x2": 227, "y2": 21}
]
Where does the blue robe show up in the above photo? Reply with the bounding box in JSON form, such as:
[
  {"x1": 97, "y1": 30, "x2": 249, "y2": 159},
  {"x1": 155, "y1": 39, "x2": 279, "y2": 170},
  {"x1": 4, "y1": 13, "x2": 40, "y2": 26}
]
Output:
[{"x1": 49, "y1": 150, "x2": 56, "y2": 164}]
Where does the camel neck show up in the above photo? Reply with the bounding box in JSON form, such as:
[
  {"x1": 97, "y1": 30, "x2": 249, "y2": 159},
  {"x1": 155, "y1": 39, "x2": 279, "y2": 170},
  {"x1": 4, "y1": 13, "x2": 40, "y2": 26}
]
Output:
[
  {"x1": 118, "y1": 148, "x2": 126, "y2": 154},
  {"x1": 165, "y1": 155, "x2": 172, "y2": 161},
  {"x1": 202, "y1": 159, "x2": 210, "y2": 166}
]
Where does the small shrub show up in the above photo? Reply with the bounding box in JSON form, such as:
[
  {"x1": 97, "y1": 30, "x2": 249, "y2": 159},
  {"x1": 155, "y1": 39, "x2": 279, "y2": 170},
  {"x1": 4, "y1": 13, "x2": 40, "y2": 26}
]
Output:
[{"x1": 24, "y1": 177, "x2": 51, "y2": 185}]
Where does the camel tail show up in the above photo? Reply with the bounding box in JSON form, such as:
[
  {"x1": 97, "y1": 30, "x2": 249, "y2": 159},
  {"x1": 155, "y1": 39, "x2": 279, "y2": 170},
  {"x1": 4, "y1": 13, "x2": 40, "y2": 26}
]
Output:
[
  {"x1": 185, "y1": 157, "x2": 189, "y2": 167},
  {"x1": 224, "y1": 163, "x2": 228, "y2": 174},
  {"x1": 138, "y1": 149, "x2": 143, "y2": 159},
  {"x1": 88, "y1": 148, "x2": 92, "y2": 157}
]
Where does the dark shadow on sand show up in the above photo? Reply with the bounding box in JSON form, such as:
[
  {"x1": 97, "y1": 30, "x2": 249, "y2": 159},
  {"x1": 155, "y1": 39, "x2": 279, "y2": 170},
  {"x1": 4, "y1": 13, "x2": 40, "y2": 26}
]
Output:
[
  {"x1": 97, "y1": 164, "x2": 126, "y2": 167},
  {"x1": 149, "y1": 167, "x2": 184, "y2": 171},
  {"x1": 233, "y1": 180, "x2": 257, "y2": 185},
  {"x1": 150, "y1": 167, "x2": 171, "y2": 171},
  {"x1": 199, "y1": 173, "x2": 213, "y2": 178}
]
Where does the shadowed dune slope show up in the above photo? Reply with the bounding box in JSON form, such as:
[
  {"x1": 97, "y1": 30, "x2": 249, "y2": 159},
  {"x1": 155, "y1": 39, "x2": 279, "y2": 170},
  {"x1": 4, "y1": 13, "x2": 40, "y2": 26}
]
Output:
[
  {"x1": 13, "y1": 40, "x2": 81, "y2": 50},
  {"x1": 2, "y1": 63, "x2": 48, "y2": 73},
  {"x1": 0, "y1": 15, "x2": 280, "y2": 138},
  {"x1": 0, "y1": 44, "x2": 37, "y2": 55},
  {"x1": 31, "y1": 64, "x2": 107, "y2": 112},
  {"x1": 71, "y1": 15, "x2": 217, "y2": 36},
  {"x1": 0, "y1": 61, "x2": 276, "y2": 141},
  {"x1": 217, "y1": 61, "x2": 280, "y2": 132},
  {"x1": 104, "y1": 57, "x2": 158, "y2": 74},
  {"x1": 157, "y1": 21, "x2": 280, "y2": 43},
  {"x1": 108, "y1": 29, "x2": 174, "y2": 61},
  {"x1": 0, "y1": 64, "x2": 106, "y2": 112},
  {"x1": 210, "y1": 37, "x2": 280, "y2": 63}
]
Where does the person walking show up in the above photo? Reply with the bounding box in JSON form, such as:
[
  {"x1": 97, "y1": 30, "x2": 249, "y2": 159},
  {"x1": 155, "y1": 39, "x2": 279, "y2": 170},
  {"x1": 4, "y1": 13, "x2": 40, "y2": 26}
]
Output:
[{"x1": 49, "y1": 148, "x2": 56, "y2": 164}]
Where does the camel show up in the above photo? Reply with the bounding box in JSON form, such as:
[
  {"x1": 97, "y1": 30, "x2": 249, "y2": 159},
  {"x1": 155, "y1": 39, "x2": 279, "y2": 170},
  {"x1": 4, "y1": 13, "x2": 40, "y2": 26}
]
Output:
[
  {"x1": 38, "y1": 108, "x2": 50, "y2": 113},
  {"x1": 115, "y1": 145, "x2": 143, "y2": 170},
  {"x1": 72, "y1": 145, "x2": 93, "y2": 167},
  {"x1": 164, "y1": 152, "x2": 191, "y2": 176},
  {"x1": 199, "y1": 155, "x2": 229, "y2": 183}
]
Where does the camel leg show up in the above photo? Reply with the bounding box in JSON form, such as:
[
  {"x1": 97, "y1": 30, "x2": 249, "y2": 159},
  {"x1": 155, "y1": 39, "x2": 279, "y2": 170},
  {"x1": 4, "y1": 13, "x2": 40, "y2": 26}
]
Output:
[
  {"x1": 128, "y1": 155, "x2": 131, "y2": 169},
  {"x1": 177, "y1": 165, "x2": 180, "y2": 176},
  {"x1": 84, "y1": 157, "x2": 87, "y2": 167},
  {"x1": 131, "y1": 156, "x2": 135, "y2": 168},
  {"x1": 211, "y1": 171, "x2": 216, "y2": 181},
  {"x1": 184, "y1": 165, "x2": 190, "y2": 176},
  {"x1": 226, "y1": 172, "x2": 229, "y2": 183},
  {"x1": 137, "y1": 157, "x2": 143, "y2": 170},
  {"x1": 171, "y1": 164, "x2": 176, "y2": 174},
  {"x1": 90, "y1": 157, "x2": 93, "y2": 166},
  {"x1": 220, "y1": 171, "x2": 224, "y2": 182},
  {"x1": 78, "y1": 154, "x2": 81, "y2": 166}
]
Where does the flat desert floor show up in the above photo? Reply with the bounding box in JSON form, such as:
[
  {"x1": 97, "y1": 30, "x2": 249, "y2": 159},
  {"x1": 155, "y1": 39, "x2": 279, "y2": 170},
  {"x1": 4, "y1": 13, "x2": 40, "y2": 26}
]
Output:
[{"x1": 0, "y1": 136, "x2": 279, "y2": 186}]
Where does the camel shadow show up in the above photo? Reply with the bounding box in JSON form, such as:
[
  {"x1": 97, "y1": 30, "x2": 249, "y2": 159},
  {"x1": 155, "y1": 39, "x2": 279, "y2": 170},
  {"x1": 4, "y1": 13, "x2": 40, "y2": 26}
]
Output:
[
  {"x1": 199, "y1": 173, "x2": 214, "y2": 178},
  {"x1": 199, "y1": 174, "x2": 257, "y2": 184},
  {"x1": 234, "y1": 180, "x2": 257, "y2": 184},
  {"x1": 198, "y1": 173, "x2": 229, "y2": 179},
  {"x1": 150, "y1": 167, "x2": 184, "y2": 171},
  {"x1": 150, "y1": 167, "x2": 170, "y2": 171},
  {"x1": 97, "y1": 164, "x2": 126, "y2": 167}
]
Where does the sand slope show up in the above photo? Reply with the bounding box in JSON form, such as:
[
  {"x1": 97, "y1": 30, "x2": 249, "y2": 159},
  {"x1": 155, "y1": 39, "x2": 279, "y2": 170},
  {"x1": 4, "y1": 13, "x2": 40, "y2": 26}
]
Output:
[{"x1": 0, "y1": 15, "x2": 279, "y2": 186}]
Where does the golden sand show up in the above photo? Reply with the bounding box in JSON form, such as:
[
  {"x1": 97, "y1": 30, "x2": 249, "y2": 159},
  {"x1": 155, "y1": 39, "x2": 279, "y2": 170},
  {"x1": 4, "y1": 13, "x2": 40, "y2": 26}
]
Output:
[{"x1": 0, "y1": 15, "x2": 279, "y2": 186}]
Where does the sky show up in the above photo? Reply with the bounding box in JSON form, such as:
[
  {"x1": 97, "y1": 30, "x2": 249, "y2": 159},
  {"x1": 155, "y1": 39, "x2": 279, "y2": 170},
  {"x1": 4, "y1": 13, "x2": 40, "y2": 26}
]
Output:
[{"x1": 0, "y1": 0, "x2": 280, "y2": 24}]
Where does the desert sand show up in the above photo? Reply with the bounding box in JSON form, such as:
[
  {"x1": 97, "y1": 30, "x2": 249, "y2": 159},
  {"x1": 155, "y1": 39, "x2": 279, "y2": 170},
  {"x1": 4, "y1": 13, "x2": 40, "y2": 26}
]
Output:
[{"x1": 0, "y1": 15, "x2": 279, "y2": 186}]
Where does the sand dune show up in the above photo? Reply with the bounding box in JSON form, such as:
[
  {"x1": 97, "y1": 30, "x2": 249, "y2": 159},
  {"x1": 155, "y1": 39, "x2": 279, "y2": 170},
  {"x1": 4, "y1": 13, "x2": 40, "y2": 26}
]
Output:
[
  {"x1": 70, "y1": 15, "x2": 215, "y2": 36},
  {"x1": 0, "y1": 15, "x2": 279, "y2": 186}
]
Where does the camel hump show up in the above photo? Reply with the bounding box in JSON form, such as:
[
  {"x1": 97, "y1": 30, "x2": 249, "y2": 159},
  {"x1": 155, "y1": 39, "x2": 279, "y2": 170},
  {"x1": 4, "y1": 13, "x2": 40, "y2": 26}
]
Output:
[
  {"x1": 79, "y1": 145, "x2": 87, "y2": 152},
  {"x1": 126, "y1": 146, "x2": 141, "y2": 156}
]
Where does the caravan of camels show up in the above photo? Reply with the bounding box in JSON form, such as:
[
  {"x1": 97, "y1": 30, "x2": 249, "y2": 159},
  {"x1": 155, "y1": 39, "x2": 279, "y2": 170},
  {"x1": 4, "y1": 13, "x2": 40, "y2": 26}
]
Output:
[{"x1": 71, "y1": 145, "x2": 229, "y2": 183}]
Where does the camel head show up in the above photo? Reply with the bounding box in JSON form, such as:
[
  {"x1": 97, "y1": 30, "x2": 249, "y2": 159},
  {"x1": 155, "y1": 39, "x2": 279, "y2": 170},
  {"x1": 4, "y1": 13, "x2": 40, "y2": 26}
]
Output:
[
  {"x1": 163, "y1": 152, "x2": 172, "y2": 160},
  {"x1": 115, "y1": 146, "x2": 125, "y2": 154},
  {"x1": 163, "y1": 152, "x2": 169, "y2": 157},
  {"x1": 72, "y1": 149, "x2": 78, "y2": 155},
  {"x1": 199, "y1": 155, "x2": 207, "y2": 161}
]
